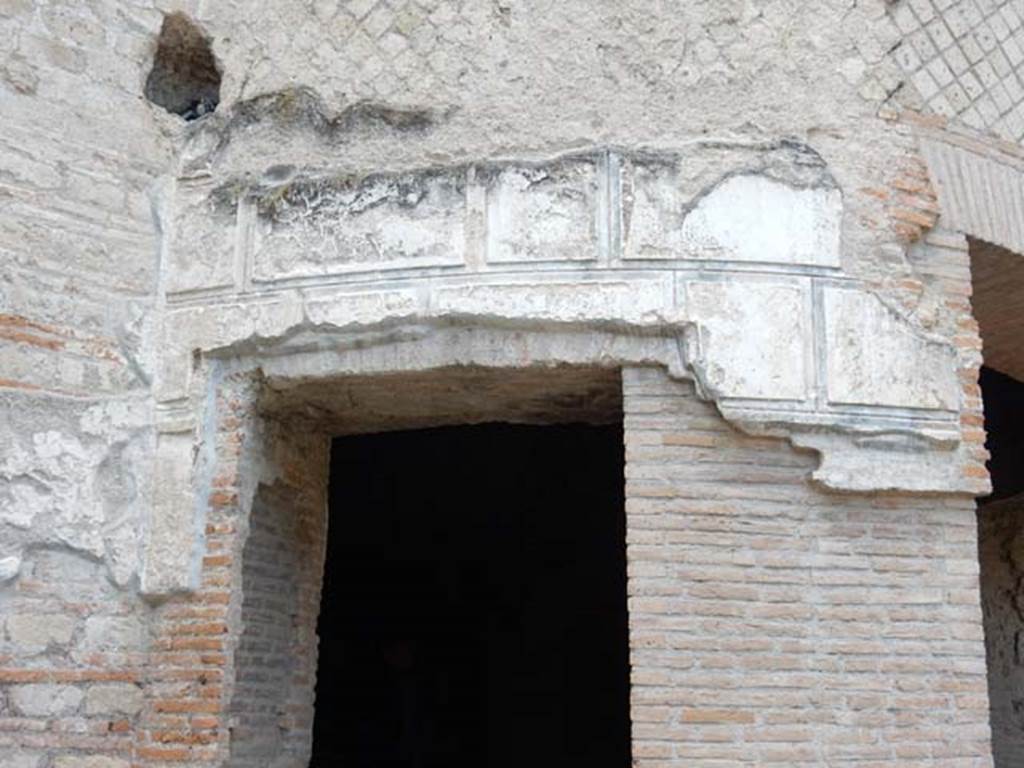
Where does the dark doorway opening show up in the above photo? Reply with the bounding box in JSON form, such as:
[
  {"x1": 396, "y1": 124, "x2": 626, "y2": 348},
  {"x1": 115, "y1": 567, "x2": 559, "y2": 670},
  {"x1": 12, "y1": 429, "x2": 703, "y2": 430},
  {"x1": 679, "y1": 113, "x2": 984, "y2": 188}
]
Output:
[
  {"x1": 977, "y1": 365, "x2": 1024, "y2": 768},
  {"x1": 971, "y1": 238, "x2": 1024, "y2": 766},
  {"x1": 311, "y1": 423, "x2": 632, "y2": 768},
  {"x1": 979, "y1": 366, "x2": 1024, "y2": 503}
]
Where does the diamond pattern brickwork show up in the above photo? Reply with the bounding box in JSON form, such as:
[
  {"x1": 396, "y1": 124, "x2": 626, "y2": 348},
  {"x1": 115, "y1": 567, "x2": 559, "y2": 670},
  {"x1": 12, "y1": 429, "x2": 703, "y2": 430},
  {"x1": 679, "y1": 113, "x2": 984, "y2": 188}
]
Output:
[{"x1": 891, "y1": 0, "x2": 1024, "y2": 142}]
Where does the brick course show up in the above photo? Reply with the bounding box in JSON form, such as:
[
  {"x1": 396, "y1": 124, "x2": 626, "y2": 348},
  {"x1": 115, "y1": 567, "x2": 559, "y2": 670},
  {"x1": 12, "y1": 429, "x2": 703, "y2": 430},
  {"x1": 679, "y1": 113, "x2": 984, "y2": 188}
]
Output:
[
  {"x1": 224, "y1": 446, "x2": 328, "y2": 765},
  {"x1": 0, "y1": 551, "x2": 147, "y2": 765}
]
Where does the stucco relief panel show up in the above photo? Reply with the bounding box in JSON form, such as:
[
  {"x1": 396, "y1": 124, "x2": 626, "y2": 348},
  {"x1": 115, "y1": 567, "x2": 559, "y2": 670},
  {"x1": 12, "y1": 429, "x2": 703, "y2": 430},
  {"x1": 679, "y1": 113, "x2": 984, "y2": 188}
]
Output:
[
  {"x1": 143, "y1": 144, "x2": 975, "y2": 596},
  {"x1": 251, "y1": 169, "x2": 467, "y2": 281}
]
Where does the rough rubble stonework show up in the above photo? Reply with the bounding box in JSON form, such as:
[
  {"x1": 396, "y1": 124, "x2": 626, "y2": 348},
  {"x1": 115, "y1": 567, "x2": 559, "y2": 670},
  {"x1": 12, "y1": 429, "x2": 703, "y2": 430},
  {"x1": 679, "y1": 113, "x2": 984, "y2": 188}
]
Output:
[{"x1": 1, "y1": 0, "x2": 1023, "y2": 764}]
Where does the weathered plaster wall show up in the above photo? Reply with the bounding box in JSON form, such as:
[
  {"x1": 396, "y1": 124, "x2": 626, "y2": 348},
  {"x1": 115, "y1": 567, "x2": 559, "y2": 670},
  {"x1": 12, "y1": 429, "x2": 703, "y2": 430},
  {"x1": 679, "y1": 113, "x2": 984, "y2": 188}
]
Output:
[
  {"x1": 0, "y1": 0, "x2": 995, "y2": 635},
  {"x1": 0, "y1": 0, "x2": 171, "y2": 383},
  {"x1": 203, "y1": 0, "x2": 905, "y2": 159},
  {"x1": 0, "y1": 0, "x2": 173, "y2": 583},
  {"x1": 1, "y1": 3, "x2": 172, "y2": 762}
]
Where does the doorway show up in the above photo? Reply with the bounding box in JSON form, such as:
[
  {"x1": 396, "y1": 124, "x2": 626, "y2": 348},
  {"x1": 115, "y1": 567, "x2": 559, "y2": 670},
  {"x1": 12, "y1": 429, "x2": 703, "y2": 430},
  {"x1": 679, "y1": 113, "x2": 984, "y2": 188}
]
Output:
[
  {"x1": 970, "y1": 238, "x2": 1024, "y2": 766},
  {"x1": 310, "y1": 422, "x2": 632, "y2": 768}
]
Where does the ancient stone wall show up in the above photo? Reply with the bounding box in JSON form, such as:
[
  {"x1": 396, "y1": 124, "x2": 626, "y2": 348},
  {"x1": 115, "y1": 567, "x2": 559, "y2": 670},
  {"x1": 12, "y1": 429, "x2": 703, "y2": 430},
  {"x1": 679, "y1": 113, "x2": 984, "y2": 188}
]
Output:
[
  {"x1": 0, "y1": 549, "x2": 148, "y2": 767},
  {"x1": 10, "y1": 362, "x2": 988, "y2": 766},
  {"x1": 1, "y1": 0, "x2": 1022, "y2": 764},
  {"x1": 1, "y1": 0, "x2": 170, "y2": 583}
]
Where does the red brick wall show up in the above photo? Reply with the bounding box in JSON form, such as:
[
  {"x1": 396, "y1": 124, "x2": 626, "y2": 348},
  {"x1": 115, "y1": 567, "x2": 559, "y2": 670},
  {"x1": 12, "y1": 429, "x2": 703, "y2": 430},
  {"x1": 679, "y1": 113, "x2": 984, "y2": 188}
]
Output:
[
  {"x1": 10, "y1": 365, "x2": 988, "y2": 766},
  {"x1": 132, "y1": 376, "x2": 328, "y2": 766},
  {"x1": 622, "y1": 367, "x2": 992, "y2": 765},
  {"x1": 0, "y1": 551, "x2": 148, "y2": 767},
  {"x1": 224, "y1": 463, "x2": 328, "y2": 764}
]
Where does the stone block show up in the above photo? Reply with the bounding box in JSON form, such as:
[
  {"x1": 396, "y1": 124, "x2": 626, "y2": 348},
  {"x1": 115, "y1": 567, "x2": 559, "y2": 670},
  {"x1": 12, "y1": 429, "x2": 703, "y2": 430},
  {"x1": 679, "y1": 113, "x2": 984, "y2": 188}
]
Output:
[
  {"x1": 0, "y1": 753, "x2": 44, "y2": 768},
  {"x1": 52, "y1": 757, "x2": 130, "y2": 768},
  {"x1": 5, "y1": 613, "x2": 77, "y2": 651},
  {"x1": 304, "y1": 288, "x2": 421, "y2": 328},
  {"x1": 84, "y1": 684, "x2": 144, "y2": 716},
  {"x1": 81, "y1": 616, "x2": 144, "y2": 651},
  {"x1": 140, "y1": 430, "x2": 198, "y2": 597},
  {"x1": 9, "y1": 684, "x2": 82, "y2": 716},
  {"x1": 432, "y1": 277, "x2": 674, "y2": 326}
]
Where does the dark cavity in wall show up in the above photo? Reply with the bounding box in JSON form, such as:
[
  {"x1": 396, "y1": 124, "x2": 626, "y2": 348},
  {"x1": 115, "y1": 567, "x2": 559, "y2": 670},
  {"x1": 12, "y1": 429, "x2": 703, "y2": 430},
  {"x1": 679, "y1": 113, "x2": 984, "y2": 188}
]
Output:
[
  {"x1": 971, "y1": 235, "x2": 1024, "y2": 767},
  {"x1": 980, "y1": 366, "x2": 1024, "y2": 503},
  {"x1": 314, "y1": 423, "x2": 632, "y2": 768},
  {"x1": 144, "y1": 13, "x2": 220, "y2": 121},
  {"x1": 977, "y1": 368, "x2": 1024, "y2": 767}
]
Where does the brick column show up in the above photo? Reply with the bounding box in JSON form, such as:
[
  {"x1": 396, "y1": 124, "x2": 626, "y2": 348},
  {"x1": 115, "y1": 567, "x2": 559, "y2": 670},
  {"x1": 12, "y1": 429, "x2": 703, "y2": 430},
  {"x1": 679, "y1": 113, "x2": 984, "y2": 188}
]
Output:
[{"x1": 623, "y1": 366, "x2": 992, "y2": 765}]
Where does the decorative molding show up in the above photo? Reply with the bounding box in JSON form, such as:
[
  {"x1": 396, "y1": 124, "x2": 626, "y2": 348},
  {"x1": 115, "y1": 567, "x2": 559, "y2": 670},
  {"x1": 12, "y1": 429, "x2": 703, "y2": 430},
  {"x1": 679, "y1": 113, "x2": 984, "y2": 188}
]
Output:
[
  {"x1": 141, "y1": 145, "x2": 977, "y2": 596},
  {"x1": 921, "y1": 136, "x2": 1024, "y2": 255}
]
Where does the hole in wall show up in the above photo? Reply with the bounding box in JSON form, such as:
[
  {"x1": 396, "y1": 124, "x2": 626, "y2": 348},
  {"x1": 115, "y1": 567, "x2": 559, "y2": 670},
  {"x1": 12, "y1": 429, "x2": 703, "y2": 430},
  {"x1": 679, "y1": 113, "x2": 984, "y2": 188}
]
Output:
[
  {"x1": 144, "y1": 12, "x2": 220, "y2": 121},
  {"x1": 312, "y1": 423, "x2": 633, "y2": 767}
]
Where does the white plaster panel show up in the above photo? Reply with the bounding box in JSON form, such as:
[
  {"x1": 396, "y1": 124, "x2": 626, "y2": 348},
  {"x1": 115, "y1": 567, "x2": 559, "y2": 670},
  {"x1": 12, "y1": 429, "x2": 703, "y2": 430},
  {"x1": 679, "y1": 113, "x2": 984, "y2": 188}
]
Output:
[
  {"x1": 626, "y1": 171, "x2": 842, "y2": 267},
  {"x1": 164, "y1": 182, "x2": 237, "y2": 295},
  {"x1": 685, "y1": 280, "x2": 810, "y2": 401},
  {"x1": 824, "y1": 288, "x2": 959, "y2": 410},
  {"x1": 140, "y1": 431, "x2": 198, "y2": 596},
  {"x1": 252, "y1": 171, "x2": 466, "y2": 281},
  {"x1": 622, "y1": 160, "x2": 690, "y2": 260},
  {"x1": 485, "y1": 158, "x2": 602, "y2": 263}
]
